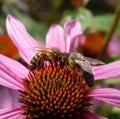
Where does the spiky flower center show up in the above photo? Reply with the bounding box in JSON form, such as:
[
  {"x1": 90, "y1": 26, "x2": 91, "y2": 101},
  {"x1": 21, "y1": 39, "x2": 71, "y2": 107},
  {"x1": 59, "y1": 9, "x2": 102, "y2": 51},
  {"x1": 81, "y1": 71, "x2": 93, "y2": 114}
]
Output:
[{"x1": 20, "y1": 64, "x2": 91, "y2": 119}]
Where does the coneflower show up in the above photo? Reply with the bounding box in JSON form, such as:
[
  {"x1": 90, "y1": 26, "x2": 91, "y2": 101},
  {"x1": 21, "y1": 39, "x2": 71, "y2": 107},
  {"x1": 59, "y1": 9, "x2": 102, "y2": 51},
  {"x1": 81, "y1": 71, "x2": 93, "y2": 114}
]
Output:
[{"x1": 0, "y1": 15, "x2": 120, "y2": 119}]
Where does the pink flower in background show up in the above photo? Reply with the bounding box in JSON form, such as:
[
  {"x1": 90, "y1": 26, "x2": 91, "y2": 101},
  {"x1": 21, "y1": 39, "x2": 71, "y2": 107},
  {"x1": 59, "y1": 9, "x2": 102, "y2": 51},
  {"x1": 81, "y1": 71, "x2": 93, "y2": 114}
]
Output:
[
  {"x1": 0, "y1": 15, "x2": 120, "y2": 119},
  {"x1": 107, "y1": 35, "x2": 120, "y2": 57}
]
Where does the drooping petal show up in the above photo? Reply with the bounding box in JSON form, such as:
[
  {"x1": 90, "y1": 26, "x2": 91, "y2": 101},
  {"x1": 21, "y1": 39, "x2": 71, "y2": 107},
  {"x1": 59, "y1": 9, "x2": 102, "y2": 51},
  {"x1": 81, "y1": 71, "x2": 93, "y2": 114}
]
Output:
[
  {"x1": 64, "y1": 20, "x2": 83, "y2": 52},
  {"x1": 0, "y1": 87, "x2": 21, "y2": 109},
  {"x1": 6, "y1": 14, "x2": 43, "y2": 64},
  {"x1": 89, "y1": 88, "x2": 120, "y2": 107},
  {"x1": 46, "y1": 24, "x2": 66, "y2": 52},
  {"x1": 64, "y1": 20, "x2": 83, "y2": 40},
  {"x1": 65, "y1": 35, "x2": 71, "y2": 52},
  {"x1": 84, "y1": 111, "x2": 108, "y2": 119},
  {"x1": 0, "y1": 108, "x2": 23, "y2": 119},
  {"x1": 68, "y1": 35, "x2": 85, "y2": 53},
  {"x1": 92, "y1": 61, "x2": 120, "y2": 80},
  {"x1": 0, "y1": 54, "x2": 29, "y2": 90}
]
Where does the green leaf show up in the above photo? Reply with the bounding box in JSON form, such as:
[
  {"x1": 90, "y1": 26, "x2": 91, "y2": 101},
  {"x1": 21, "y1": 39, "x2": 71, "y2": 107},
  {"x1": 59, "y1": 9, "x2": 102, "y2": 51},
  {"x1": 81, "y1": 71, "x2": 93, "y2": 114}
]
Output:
[
  {"x1": 91, "y1": 14, "x2": 120, "y2": 35},
  {"x1": 104, "y1": 55, "x2": 120, "y2": 63},
  {"x1": 104, "y1": 78, "x2": 120, "y2": 85}
]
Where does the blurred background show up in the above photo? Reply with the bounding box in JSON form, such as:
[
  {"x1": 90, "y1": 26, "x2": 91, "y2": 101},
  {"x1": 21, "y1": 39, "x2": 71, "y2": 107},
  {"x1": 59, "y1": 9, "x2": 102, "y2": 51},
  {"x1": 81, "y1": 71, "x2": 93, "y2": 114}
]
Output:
[{"x1": 0, "y1": 0, "x2": 120, "y2": 118}]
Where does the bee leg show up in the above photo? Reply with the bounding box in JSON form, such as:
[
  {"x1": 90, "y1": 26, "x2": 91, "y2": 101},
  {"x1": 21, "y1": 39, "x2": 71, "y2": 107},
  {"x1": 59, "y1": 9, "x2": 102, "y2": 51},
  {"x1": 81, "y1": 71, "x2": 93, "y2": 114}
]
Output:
[
  {"x1": 39, "y1": 54, "x2": 54, "y2": 68},
  {"x1": 59, "y1": 62, "x2": 65, "y2": 68},
  {"x1": 29, "y1": 62, "x2": 36, "y2": 70},
  {"x1": 48, "y1": 60, "x2": 54, "y2": 68},
  {"x1": 77, "y1": 69, "x2": 83, "y2": 87}
]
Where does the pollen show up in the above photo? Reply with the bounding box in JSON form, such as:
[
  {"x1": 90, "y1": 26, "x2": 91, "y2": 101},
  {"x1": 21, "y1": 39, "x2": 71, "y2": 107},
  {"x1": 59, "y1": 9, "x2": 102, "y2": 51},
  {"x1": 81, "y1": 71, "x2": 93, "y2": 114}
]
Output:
[{"x1": 19, "y1": 64, "x2": 91, "y2": 119}]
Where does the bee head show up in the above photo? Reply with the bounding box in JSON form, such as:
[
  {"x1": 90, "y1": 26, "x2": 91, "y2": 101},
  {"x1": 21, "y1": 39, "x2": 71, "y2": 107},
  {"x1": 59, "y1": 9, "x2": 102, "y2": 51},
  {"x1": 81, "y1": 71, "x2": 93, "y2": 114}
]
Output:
[{"x1": 51, "y1": 48, "x2": 61, "y2": 57}]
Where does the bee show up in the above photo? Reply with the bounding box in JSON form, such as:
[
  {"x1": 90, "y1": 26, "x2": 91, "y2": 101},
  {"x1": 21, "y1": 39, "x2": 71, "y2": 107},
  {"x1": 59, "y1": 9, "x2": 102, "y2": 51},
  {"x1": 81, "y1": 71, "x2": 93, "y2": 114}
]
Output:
[
  {"x1": 30, "y1": 48, "x2": 104, "y2": 87},
  {"x1": 29, "y1": 48, "x2": 62, "y2": 70},
  {"x1": 57, "y1": 52, "x2": 105, "y2": 87}
]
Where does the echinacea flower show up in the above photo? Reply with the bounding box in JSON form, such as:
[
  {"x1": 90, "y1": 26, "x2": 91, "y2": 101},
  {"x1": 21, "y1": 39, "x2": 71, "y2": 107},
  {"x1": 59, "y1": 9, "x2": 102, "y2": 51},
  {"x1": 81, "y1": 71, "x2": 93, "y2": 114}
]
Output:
[{"x1": 0, "y1": 15, "x2": 120, "y2": 119}]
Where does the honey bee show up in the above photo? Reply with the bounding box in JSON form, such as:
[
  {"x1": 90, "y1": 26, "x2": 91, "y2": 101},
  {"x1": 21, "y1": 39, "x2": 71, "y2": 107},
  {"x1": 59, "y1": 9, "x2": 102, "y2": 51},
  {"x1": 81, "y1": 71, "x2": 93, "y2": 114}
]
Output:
[
  {"x1": 30, "y1": 48, "x2": 104, "y2": 87},
  {"x1": 57, "y1": 52, "x2": 105, "y2": 87},
  {"x1": 29, "y1": 48, "x2": 62, "y2": 70}
]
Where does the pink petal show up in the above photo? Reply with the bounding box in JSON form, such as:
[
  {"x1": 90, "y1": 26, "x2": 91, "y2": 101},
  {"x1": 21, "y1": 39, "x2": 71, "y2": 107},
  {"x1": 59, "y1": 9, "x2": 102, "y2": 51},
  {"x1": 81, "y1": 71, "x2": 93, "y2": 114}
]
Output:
[
  {"x1": 6, "y1": 14, "x2": 43, "y2": 64},
  {"x1": 0, "y1": 87, "x2": 21, "y2": 109},
  {"x1": 92, "y1": 61, "x2": 120, "y2": 80},
  {"x1": 68, "y1": 35, "x2": 85, "y2": 52},
  {"x1": 89, "y1": 88, "x2": 120, "y2": 107},
  {"x1": 65, "y1": 35, "x2": 71, "y2": 52},
  {"x1": 64, "y1": 20, "x2": 83, "y2": 52},
  {"x1": 46, "y1": 24, "x2": 66, "y2": 52},
  {"x1": 0, "y1": 54, "x2": 29, "y2": 90},
  {"x1": 64, "y1": 20, "x2": 83, "y2": 40},
  {"x1": 84, "y1": 112, "x2": 108, "y2": 119},
  {"x1": 0, "y1": 108, "x2": 23, "y2": 119}
]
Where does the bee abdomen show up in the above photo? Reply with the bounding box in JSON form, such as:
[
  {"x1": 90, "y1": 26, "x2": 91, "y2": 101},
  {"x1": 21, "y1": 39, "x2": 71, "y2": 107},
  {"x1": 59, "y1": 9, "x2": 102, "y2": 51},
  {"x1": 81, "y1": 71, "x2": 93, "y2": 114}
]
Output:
[
  {"x1": 83, "y1": 71, "x2": 94, "y2": 87},
  {"x1": 29, "y1": 54, "x2": 39, "y2": 70}
]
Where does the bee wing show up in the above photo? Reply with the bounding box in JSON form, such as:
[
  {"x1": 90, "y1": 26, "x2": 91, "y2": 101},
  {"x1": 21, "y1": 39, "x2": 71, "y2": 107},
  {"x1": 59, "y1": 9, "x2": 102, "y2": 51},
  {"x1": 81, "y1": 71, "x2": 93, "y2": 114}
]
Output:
[
  {"x1": 28, "y1": 47, "x2": 44, "y2": 51},
  {"x1": 28, "y1": 47, "x2": 55, "y2": 54},
  {"x1": 74, "y1": 59, "x2": 93, "y2": 74},
  {"x1": 85, "y1": 57, "x2": 105, "y2": 65}
]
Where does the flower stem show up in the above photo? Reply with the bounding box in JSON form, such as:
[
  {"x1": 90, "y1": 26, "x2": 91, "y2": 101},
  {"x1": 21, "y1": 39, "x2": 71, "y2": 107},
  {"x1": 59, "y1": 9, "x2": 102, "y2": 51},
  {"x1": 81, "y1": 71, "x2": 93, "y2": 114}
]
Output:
[{"x1": 98, "y1": 0, "x2": 120, "y2": 59}]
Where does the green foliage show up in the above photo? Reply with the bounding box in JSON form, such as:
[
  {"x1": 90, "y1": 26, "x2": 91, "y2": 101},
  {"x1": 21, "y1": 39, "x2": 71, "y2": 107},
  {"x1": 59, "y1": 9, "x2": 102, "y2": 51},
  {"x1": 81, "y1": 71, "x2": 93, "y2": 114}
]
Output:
[
  {"x1": 104, "y1": 55, "x2": 120, "y2": 63},
  {"x1": 0, "y1": 4, "x2": 48, "y2": 43},
  {"x1": 92, "y1": 14, "x2": 120, "y2": 36},
  {"x1": 108, "y1": 113, "x2": 120, "y2": 119},
  {"x1": 96, "y1": 105, "x2": 120, "y2": 119},
  {"x1": 61, "y1": 8, "x2": 120, "y2": 36},
  {"x1": 61, "y1": 8, "x2": 93, "y2": 30}
]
